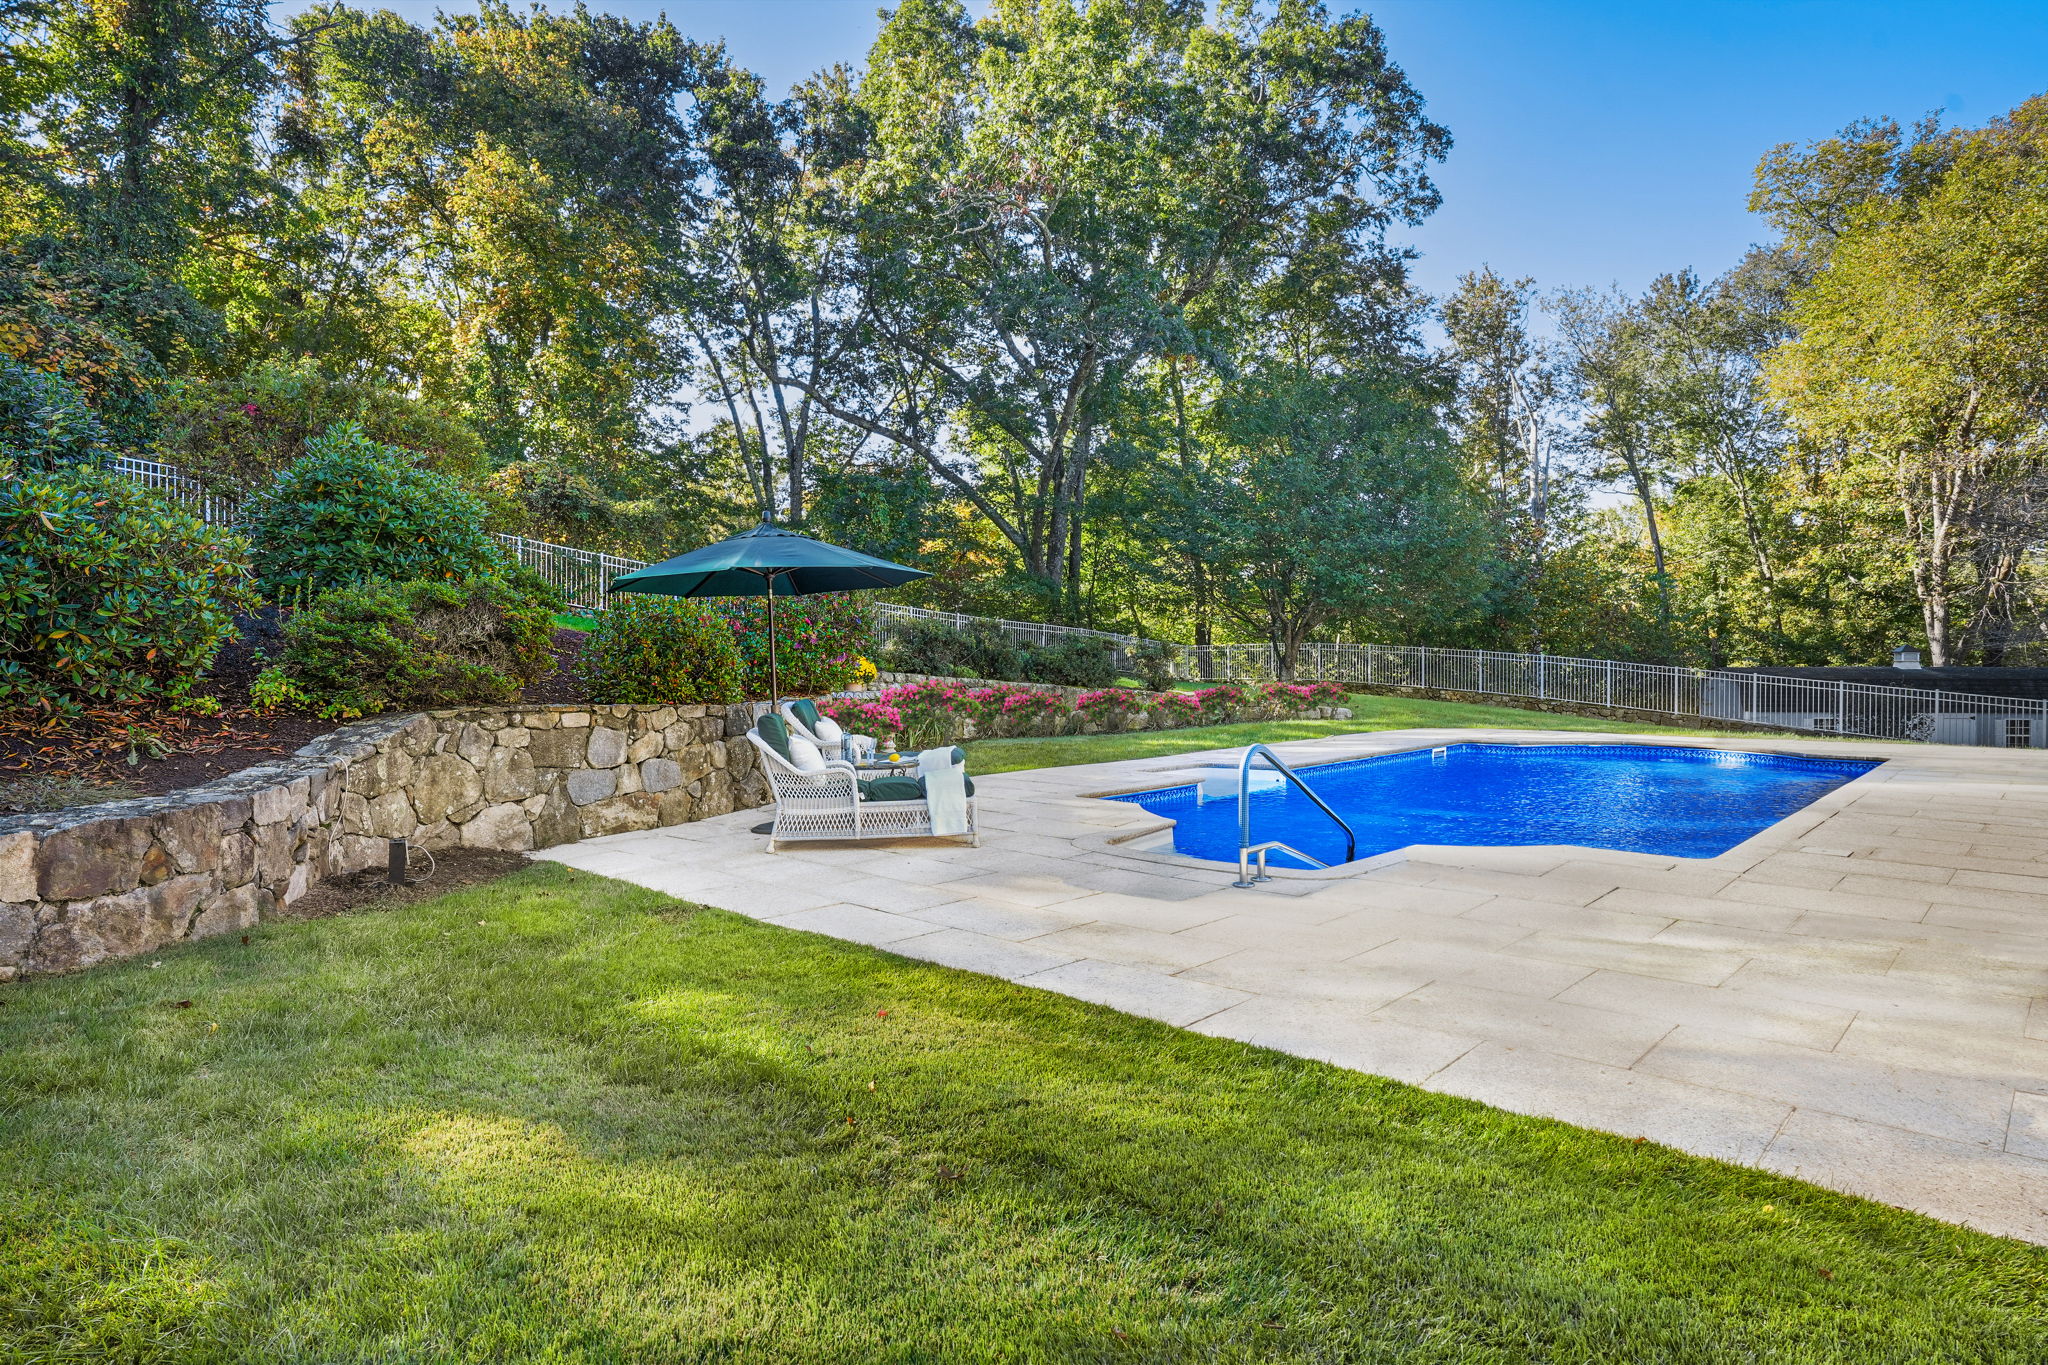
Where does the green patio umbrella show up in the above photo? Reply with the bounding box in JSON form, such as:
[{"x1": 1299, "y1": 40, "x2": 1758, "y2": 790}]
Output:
[{"x1": 608, "y1": 521, "x2": 929, "y2": 705}]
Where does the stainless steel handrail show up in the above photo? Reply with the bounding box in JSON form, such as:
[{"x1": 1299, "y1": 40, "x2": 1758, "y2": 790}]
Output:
[
  {"x1": 1234, "y1": 744, "x2": 1357, "y2": 886},
  {"x1": 1235, "y1": 839, "x2": 1331, "y2": 887}
]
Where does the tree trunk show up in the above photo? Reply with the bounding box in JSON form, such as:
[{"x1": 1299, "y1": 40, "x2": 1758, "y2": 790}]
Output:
[{"x1": 1623, "y1": 447, "x2": 1676, "y2": 648}]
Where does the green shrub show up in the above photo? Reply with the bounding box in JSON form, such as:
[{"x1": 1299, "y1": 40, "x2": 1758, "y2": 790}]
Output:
[
  {"x1": 1021, "y1": 636, "x2": 1117, "y2": 688},
  {"x1": 578, "y1": 597, "x2": 744, "y2": 705},
  {"x1": 0, "y1": 356, "x2": 110, "y2": 471},
  {"x1": 1130, "y1": 640, "x2": 1179, "y2": 691},
  {"x1": 717, "y1": 594, "x2": 872, "y2": 697},
  {"x1": 881, "y1": 618, "x2": 1025, "y2": 681},
  {"x1": 159, "y1": 359, "x2": 485, "y2": 494},
  {"x1": 241, "y1": 422, "x2": 506, "y2": 599},
  {"x1": 0, "y1": 464, "x2": 255, "y2": 710},
  {"x1": 273, "y1": 574, "x2": 560, "y2": 715}
]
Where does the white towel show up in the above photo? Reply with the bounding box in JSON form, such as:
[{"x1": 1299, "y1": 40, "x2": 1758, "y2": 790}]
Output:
[{"x1": 917, "y1": 746, "x2": 970, "y2": 837}]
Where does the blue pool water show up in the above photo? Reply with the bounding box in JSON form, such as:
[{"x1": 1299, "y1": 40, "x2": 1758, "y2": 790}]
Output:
[{"x1": 1108, "y1": 743, "x2": 1881, "y2": 868}]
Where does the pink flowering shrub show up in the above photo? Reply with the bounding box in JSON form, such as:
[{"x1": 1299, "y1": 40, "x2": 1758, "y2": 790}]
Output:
[
  {"x1": 878, "y1": 679, "x2": 976, "y2": 748},
  {"x1": 1190, "y1": 683, "x2": 1248, "y2": 719},
  {"x1": 716, "y1": 593, "x2": 871, "y2": 697},
  {"x1": 1076, "y1": 688, "x2": 1145, "y2": 729},
  {"x1": 819, "y1": 698, "x2": 904, "y2": 745},
  {"x1": 995, "y1": 687, "x2": 1067, "y2": 735},
  {"x1": 810, "y1": 671, "x2": 1327, "y2": 752},
  {"x1": 1306, "y1": 680, "x2": 1348, "y2": 705}
]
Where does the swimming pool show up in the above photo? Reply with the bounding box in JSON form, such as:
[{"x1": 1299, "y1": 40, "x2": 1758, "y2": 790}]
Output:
[{"x1": 1106, "y1": 743, "x2": 1882, "y2": 869}]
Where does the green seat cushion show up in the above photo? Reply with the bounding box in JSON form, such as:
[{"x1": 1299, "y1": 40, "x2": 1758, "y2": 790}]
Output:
[
  {"x1": 791, "y1": 698, "x2": 824, "y2": 731},
  {"x1": 856, "y1": 774, "x2": 976, "y2": 803},
  {"x1": 756, "y1": 713, "x2": 793, "y2": 764},
  {"x1": 857, "y1": 776, "x2": 924, "y2": 803}
]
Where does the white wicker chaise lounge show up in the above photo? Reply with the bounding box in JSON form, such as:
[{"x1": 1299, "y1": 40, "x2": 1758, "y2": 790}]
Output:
[
  {"x1": 746, "y1": 713, "x2": 977, "y2": 852},
  {"x1": 779, "y1": 696, "x2": 861, "y2": 761}
]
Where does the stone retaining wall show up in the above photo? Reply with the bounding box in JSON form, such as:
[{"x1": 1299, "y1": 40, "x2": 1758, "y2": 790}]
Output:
[{"x1": 0, "y1": 703, "x2": 766, "y2": 981}]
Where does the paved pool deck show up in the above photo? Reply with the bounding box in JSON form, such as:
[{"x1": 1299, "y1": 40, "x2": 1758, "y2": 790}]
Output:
[{"x1": 534, "y1": 727, "x2": 2048, "y2": 1244}]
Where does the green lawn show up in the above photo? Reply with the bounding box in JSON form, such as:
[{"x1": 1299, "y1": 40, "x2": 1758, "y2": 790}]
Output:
[
  {"x1": 550, "y1": 612, "x2": 600, "y2": 633},
  {"x1": 962, "y1": 691, "x2": 1771, "y2": 774},
  {"x1": 2, "y1": 867, "x2": 2041, "y2": 1362}
]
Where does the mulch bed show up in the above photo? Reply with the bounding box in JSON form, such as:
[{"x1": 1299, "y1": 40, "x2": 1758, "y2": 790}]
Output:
[
  {"x1": 280, "y1": 847, "x2": 534, "y2": 921},
  {"x1": 0, "y1": 625, "x2": 594, "y2": 812}
]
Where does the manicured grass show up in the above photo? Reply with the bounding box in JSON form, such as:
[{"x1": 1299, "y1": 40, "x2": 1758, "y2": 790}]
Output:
[
  {"x1": 961, "y1": 691, "x2": 1768, "y2": 774},
  {"x1": 551, "y1": 612, "x2": 600, "y2": 632},
  {"x1": 2, "y1": 867, "x2": 2041, "y2": 1362}
]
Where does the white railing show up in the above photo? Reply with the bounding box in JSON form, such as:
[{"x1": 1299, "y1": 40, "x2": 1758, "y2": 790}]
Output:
[
  {"x1": 105, "y1": 454, "x2": 2048, "y2": 746},
  {"x1": 105, "y1": 455, "x2": 242, "y2": 526},
  {"x1": 494, "y1": 533, "x2": 650, "y2": 613}
]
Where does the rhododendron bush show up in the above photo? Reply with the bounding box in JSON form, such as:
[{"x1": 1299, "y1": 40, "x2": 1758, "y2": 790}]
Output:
[
  {"x1": 815, "y1": 678, "x2": 1340, "y2": 746},
  {"x1": 716, "y1": 594, "x2": 871, "y2": 697}
]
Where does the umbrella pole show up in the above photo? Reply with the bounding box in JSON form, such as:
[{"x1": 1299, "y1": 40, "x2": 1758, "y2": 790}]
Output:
[
  {"x1": 750, "y1": 574, "x2": 784, "y2": 838},
  {"x1": 767, "y1": 582, "x2": 780, "y2": 706}
]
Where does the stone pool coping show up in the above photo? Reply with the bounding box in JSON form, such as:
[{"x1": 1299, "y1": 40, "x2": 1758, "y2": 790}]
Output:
[
  {"x1": 1064, "y1": 734, "x2": 1893, "y2": 882},
  {"x1": 538, "y1": 725, "x2": 2048, "y2": 1244}
]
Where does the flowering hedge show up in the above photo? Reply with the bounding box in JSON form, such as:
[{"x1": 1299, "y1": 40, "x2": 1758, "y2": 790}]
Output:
[
  {"x1": 715, "y1": 593, "x2": 871, "y2": 698},
  {"x1": 818, "y1": 697, "x2": 905, "y2": 741},
  {"x1": 1076, "y1": 688, "x2": 1146, "y2": 728},
  {"x1": 1189, "y1": 683, "x2": 1249, "y2": 719},
  {"x1": 813, "y1": 679, "x2": 1345, "y2": 748}
]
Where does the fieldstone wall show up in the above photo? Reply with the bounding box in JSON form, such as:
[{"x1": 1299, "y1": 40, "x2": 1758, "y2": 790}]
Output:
[{"x1": 0, "y1": 703, "x2": 766, "y2": 982}]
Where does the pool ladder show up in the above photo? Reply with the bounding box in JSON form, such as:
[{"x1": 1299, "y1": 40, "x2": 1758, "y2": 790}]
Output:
[{"x1": 1234, "y1": 744, "x2": 1358, "y2": 888}]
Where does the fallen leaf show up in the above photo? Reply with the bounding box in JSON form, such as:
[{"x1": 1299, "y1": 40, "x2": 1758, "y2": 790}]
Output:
[
  {"x1": 171, "y1": 999, "x2": 193, "y2": 1009},
  {"x1": 876, "y1": 1008, "x2": 890, "y2": 1018},
  {"x1": 867, "y1": 1080, "x2": 876, "y2": 1092},
  {"x1": 1818, "y1": 1268, "x2": 1834, "y2": 1280}
]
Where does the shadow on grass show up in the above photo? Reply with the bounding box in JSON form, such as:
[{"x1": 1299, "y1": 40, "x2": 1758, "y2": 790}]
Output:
[{"x1": 1, "y1": 864, "x2": 2042, "y2": 1363}]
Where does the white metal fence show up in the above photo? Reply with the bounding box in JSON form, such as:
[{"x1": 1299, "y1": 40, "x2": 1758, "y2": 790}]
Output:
[
  {"x1": 105, "y1": 455, "x2": 2048, "y2": 746},
  {"x1": 106, "y1": 455, "x2": 242, "y2": 526}
]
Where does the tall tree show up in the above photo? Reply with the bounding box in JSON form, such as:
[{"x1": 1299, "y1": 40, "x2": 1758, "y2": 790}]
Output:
[
  {"x1": 679, "y1": 57, "x2": 870, "y2": 524},
  {"x1": 0, "y1": 0, "x2": 290, "y2": 264},
  {"x1": 267, "y1": 2, "x2": 704, "y2": 478},
  {"x1": 1761, "y1": 98, "x2": 2048, "y2": 664},
  {"x1": 1440, "y1": 267, "x2": 1567, "y2": 647},
  {"x1": 1553, "y1": 286, "x2": 1682, "y2": 655},
  {"x1": 760, "y1": 0, "x2": 1448, "y2": 618},
  {"x1": 1139, "y1": 367, "x2": 1482, "y2": 676}
]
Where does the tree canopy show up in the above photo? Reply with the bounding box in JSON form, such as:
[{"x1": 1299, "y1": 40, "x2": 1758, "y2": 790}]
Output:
[{"x1": 2, "y1": 0, "x2": 2043, "y2": 667}]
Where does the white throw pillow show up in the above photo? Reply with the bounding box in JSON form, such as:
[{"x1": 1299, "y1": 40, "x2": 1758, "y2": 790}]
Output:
[
  {"x1": 813, "y1": 715, "x2": 845, "y2": 745},
  {"x1": 786, "y1": 734, "x2": 828, "y2": 771}
]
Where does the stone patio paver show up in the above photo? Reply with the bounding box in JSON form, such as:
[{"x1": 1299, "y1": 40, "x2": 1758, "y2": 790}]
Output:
[{"x1": 533, "y1": 725, "x2": 2048, "y2": 1243}]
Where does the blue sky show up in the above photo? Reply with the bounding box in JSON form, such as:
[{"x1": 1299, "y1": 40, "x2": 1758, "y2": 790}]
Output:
[{"x1": 282, "y1": 1, "x2": 2048, "y2": 301}]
